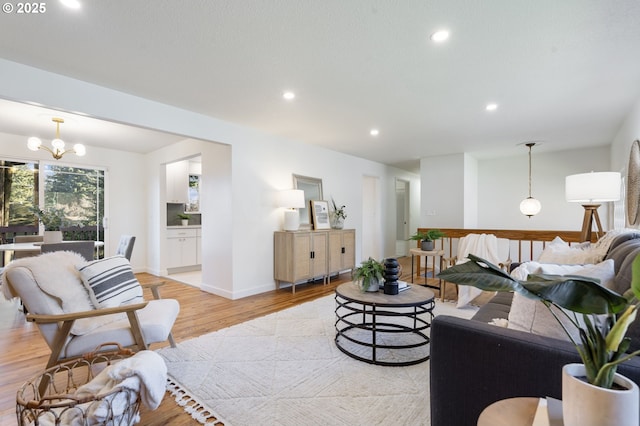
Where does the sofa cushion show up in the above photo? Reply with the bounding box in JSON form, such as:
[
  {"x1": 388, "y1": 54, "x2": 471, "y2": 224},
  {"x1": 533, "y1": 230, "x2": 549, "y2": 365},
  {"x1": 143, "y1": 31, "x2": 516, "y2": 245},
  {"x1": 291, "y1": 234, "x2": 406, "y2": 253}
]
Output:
[{"x1": 472, "y1": 292, "x2": 513, "y2": 323}]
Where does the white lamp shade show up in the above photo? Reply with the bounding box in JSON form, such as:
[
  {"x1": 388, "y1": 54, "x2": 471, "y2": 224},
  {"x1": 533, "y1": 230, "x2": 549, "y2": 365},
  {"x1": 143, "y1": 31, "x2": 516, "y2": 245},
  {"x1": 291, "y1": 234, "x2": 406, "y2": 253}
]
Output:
[
  {"x1": 520, "y1": 197, "x2": 542, "y2": 217},
  {"x1": 279, "y1": 189, "x2": 305, "y2": 208},
  {"x1": 565, "y1": 172, "x2": 621, "y2": 202}
]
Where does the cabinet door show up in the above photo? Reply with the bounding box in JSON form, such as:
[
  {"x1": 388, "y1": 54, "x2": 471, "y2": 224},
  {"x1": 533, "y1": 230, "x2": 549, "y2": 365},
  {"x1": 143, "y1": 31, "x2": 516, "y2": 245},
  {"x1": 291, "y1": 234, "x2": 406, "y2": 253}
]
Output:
[
  {"x1": 310, "y1": 232, "x2": 328, "y2": 278},
  {"x1": 292, "y1": 232, "x2": 312, "y2": 281},
  {"x1": 328, "y1": 231, "x2": 343, "y2": 273},
  {"x1": 166, "y1": 238, "x2": 184, "y2": 269},
  {"x1": 166, "y1": 160, "x2": 189, "y2": 203},
  {"x1": 342, "y1": 230, "x2": 356, "y2": 270},
  {"x1": 183, "y1": 236, "x2": 197, "y2": 266}
]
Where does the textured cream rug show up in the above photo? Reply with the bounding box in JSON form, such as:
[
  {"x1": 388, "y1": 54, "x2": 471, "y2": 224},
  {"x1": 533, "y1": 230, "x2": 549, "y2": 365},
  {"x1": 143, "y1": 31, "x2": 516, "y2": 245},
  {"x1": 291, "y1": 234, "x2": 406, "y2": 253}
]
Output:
[{"x1": 157, "y1": 291, "x2": 477, "y2": 426}]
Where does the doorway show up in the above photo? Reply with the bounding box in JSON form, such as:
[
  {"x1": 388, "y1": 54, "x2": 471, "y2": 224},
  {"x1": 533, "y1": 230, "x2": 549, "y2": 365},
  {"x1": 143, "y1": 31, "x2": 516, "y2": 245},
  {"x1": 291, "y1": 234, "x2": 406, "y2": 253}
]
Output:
[
  {"x1": 361, "y1": 175, "x2": 381, "y2": 260},
  {"x1": 395, "y1": 178, "x2": 410, "y2": 257}
]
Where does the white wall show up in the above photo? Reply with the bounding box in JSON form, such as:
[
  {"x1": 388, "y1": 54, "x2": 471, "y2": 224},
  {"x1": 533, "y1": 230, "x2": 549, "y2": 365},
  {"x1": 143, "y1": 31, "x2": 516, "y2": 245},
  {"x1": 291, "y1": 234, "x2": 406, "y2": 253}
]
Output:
[
  {"x1": 612, "y1": 97, "x2": 640, "y2": 175},
  {"x1": 421, "y1": 153, "x2": 466, "y2": 227},
  {"x1": 478, "y1": 146, "x2": 612, "y2": 230},
  {"x1": 0, "y1": 131, "x2": 149, "y2": 270},
  {"x1": 0, "y1": 59, "x2": 420, "y2": 299}
]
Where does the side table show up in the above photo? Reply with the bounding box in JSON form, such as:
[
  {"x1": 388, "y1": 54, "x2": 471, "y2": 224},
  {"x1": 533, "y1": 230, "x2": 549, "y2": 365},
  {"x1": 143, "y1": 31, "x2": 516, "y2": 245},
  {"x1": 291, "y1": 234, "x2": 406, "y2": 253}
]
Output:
[
  {"x1": 477, "y1": 397, "x2": 540, "y2": 426},
  {"x1": 409, "y1": 248, "x2": 445, "y2": 299}
]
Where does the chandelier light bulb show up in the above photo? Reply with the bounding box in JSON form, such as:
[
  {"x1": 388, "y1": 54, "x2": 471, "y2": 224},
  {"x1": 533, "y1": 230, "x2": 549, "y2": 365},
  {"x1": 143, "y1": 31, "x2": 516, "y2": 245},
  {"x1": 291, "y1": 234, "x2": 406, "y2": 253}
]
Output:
[
  {"x1": 27, "y1": 137, "x2": 42, "y2": 151},
  {"x1": 51, "y1": 138, "x2": 65, "y2": 150},
  {"x1": 73, "y1": 143, "x2": 86, "y2": 156}
]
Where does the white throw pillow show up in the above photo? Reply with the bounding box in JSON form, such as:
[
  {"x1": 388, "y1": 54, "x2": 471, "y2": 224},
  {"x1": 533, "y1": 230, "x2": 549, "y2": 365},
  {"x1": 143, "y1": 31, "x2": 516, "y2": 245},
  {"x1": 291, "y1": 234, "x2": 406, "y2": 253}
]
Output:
[
  {"x1": 77, "y1": 255, "x2": 143, "y2": 308},
  {"x1": 538, "y1": 236, "x2": 599, "y2": 264},
  {"x1": 507, "y1": 260, "x2": 615, "y2": 341}
]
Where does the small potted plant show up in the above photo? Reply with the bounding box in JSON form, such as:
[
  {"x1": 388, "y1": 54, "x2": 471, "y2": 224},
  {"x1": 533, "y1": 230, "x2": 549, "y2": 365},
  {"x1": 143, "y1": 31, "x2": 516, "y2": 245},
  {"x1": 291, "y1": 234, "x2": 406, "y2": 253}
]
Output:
[
  {"x1": 439, "y1": 254, "x2": 640, "y2": 426},
  {"x1": 409, "y1": 229, "x2": 445, "y2": 251},
  {"x1": 177, "y1": 213, "x2": 190, "y2": 226},
  {"x1": 352, "y1": 257, "x2": 384, "y2": 292},
  {"x1": 330, "y1": 197, "x2": 347, "y2": 229}
]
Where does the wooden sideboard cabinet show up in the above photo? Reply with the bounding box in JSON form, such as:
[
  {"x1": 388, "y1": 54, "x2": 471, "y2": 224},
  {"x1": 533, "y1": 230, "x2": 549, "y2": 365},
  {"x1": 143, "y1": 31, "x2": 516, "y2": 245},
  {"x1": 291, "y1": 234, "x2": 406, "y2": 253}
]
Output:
[
  {"x1": 328, "y1": 229, "x2": 355, "y2": 281},
  {"x1": 274, "y1": 229, "x2": 356, "y2": 293}
]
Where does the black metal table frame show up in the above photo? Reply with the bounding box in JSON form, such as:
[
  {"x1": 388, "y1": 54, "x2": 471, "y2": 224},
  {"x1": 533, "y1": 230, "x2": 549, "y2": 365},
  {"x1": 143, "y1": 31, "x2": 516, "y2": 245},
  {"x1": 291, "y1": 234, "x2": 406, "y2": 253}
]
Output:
[{"x1": 334, "y1": 293, "x2": 434, "y2": 366}]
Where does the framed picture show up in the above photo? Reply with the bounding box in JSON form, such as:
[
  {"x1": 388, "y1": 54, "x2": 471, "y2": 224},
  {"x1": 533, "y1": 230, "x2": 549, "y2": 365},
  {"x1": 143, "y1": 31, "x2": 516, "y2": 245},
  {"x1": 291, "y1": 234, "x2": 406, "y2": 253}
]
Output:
[{"x1": 311, "y1": 200, "x2": 330, "y2": 229}]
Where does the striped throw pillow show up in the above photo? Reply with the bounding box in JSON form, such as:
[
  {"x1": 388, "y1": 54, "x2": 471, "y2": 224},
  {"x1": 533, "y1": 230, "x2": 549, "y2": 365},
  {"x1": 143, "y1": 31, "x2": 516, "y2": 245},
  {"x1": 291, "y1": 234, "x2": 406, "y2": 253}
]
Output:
[{"x1": 78, "y1": 255, "x2": 143, "y2": 308}]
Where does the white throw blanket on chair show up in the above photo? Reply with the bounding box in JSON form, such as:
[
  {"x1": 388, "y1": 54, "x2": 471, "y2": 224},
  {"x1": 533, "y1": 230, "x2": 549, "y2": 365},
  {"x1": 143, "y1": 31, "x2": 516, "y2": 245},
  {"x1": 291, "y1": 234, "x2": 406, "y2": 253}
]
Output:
[{"x1": 455, "y1": 233, "x2": 502, "y2": 308}]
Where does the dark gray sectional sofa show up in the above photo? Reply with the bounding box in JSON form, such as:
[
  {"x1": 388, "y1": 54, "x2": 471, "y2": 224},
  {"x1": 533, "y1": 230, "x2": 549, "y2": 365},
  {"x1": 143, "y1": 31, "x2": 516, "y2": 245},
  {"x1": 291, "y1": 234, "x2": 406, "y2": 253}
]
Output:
[{"x1": 430, "y1": 233, "x2": 640, "y2": 426}]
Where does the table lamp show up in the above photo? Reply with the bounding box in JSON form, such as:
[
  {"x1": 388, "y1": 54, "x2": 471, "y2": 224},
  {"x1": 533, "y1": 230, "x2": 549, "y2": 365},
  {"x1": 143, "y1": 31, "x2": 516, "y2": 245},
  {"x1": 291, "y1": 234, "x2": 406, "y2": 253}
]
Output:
[
  {"x1": 279, "y1": 189, "x2": 305, "y2": 231},
  {"x1": 565, "y1": 171, "x2": 621, "y2": 242}
]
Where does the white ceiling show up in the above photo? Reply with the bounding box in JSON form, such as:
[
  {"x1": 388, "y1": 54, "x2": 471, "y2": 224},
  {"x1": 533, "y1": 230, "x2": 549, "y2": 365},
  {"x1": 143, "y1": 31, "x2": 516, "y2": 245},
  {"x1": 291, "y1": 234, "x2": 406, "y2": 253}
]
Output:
[{"x1": 1, "y1": 0, "x2": 640, "y2": 171}]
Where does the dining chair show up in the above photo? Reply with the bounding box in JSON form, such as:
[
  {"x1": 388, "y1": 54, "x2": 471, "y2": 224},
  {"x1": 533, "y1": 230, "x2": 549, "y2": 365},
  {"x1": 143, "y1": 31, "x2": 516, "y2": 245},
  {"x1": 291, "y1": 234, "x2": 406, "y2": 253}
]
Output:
[
  {"x1": 13, "y1": 235, "x2": 43, "y2": 259},
  {"x1": 40, "y1": 241, "x2": 95, "y2": 261},
  {"x1": 116, "y1": 235, "x2": 136, "y2": 261}
]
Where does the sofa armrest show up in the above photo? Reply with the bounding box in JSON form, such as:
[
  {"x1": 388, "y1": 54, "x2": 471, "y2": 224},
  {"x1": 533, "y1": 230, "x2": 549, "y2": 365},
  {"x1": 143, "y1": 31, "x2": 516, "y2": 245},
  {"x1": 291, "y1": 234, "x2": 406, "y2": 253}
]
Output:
[{"x1": 430, "y1": 315, "x2": 582, "y2": 426}]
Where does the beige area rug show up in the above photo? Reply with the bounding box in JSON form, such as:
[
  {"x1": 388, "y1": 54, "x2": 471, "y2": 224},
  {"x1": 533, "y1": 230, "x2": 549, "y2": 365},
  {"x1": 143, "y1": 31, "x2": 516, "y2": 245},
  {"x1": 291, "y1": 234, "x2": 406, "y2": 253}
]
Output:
[{"x1": 157, "y1": 290, "x2": 478, "y2": 426}]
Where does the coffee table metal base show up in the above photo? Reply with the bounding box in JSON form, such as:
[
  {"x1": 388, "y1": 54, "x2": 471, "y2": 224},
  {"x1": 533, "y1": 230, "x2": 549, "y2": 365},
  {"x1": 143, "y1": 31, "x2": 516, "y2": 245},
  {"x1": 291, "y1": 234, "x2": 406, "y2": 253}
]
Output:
[{"x1": 334, "y1": 283, "x2": 435, "y2": 366}]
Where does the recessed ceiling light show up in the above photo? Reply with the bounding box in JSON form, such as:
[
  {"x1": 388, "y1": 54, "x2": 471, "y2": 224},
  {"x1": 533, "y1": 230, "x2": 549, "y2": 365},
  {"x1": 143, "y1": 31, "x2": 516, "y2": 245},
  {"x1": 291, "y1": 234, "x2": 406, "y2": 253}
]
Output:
[
  {"x1": 430, "y1": 30, "x2": 450, "y2": 43},
  {"x1": 60, "y1": 0, "x2": 81, "y2": 9},
  {"x1": 370, "y1": 129, "x2": 379, "y2": 137},
  {"x1": 486, "y1": 103, "x2": 498, "y2": 111},
  {"x1": 283, "y1": 91, "x2": 295, "y2": 100}
]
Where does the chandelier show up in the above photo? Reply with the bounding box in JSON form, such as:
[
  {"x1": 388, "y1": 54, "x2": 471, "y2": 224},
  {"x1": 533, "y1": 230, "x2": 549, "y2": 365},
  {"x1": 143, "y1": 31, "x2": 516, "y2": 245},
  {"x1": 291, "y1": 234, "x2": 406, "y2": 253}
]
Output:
[
  {"x1": 519, "y1": 142, "x2": 542, "y2": 218},
  {"x1": 27, "y1": 118, "x2": 86, "y2": 160}
]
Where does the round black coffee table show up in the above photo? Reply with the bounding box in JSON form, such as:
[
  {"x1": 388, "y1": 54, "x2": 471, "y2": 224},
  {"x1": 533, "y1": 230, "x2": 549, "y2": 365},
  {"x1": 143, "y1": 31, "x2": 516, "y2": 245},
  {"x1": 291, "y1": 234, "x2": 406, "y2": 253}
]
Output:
[{"x1": 334, "y1": 282, "x2": 435, "y2": 366}]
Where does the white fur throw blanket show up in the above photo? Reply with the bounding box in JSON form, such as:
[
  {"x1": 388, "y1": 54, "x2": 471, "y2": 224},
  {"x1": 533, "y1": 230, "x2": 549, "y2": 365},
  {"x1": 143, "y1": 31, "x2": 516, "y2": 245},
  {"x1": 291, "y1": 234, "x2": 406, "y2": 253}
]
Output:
[{"x1": 1, "y1": 251, "x2": 93, "y2": 312}]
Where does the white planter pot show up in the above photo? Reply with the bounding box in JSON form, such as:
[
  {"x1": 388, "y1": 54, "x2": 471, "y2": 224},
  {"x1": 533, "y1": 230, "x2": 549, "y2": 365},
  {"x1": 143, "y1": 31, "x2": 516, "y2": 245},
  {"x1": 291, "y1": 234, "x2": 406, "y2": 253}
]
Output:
[
  {"x1": 43, "y1": 230, "x2": 63, "y2": 244},
  {"x1": 562, "y1": 363, "x2": 639, "y2": 426},
  {"x1": 181, "y1": 219, "x2": 189, "y2": 226},
  {"x1": 359, "y1": 277, "x2": 380, "y2": 292}
]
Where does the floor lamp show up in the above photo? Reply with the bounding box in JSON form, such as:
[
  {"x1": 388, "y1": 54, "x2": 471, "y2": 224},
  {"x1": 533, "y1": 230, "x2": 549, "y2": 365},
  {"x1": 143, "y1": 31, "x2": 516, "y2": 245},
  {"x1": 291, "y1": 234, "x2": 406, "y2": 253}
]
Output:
[{"x1": 565, "y1": 172, "x2": 621, "y2": 242}]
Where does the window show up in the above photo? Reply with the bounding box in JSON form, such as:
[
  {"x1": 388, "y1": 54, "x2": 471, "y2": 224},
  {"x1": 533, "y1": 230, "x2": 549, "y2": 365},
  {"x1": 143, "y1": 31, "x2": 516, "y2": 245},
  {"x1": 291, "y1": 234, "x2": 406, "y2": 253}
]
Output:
[
  {"x1": 0, "y1": 158, "x2": 106, "y2": 243},
  {"x1": 42, "y1": 164, "x2": 105, "y2": 241}
]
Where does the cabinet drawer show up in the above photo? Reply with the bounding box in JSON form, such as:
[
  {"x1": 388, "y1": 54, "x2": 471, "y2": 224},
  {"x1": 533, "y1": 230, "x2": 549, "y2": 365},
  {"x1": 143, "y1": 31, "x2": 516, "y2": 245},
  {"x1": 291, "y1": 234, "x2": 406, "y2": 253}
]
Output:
[{"x1": 167, "y1": 228, "x2": 197, "y2": 238}]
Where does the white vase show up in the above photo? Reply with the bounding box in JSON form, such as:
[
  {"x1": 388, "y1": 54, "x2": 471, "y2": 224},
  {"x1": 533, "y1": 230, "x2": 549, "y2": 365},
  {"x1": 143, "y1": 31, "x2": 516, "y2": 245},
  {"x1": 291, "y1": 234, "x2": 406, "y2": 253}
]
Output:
[
  {"x1": 43, "y1": 230, "x2": 63, "y2": 244},
  {"x1": 181, "y1": 219, "x2": 189, "y2": 226},
  {"x1": 562, "y1": 363, "x2": 639, "y2": 426}
]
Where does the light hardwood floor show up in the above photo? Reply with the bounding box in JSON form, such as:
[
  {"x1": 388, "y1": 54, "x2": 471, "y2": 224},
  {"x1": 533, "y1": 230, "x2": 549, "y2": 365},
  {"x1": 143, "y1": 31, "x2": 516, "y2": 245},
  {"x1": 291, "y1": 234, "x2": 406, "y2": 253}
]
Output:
[{"x1": 0, "y1": 256, "x2": 440, "y2": 425}]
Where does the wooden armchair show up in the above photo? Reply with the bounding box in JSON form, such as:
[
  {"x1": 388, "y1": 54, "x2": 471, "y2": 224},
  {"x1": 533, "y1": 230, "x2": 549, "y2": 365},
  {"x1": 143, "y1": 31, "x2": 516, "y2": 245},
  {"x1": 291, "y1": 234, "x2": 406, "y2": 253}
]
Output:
[{"x1": 2, "y1": 251, "x2": 179, "y2": 369}]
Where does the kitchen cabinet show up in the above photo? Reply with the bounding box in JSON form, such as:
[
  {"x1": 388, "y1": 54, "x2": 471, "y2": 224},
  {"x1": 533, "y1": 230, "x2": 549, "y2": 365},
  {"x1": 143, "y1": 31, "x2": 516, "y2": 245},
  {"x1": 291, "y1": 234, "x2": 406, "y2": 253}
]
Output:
[
  {"x1": 328, "y1": 229, "x2": 355, "y2": 280},
  {"x1": 274, "y1": 230, "x2": 328, "y2": 293},
  {"x1": 166, "y1": 160, "x2": 189, "y2": 204},
  {"x1": 166, "y1": 228, "x2": 198, "y2": 269},
  {"x1": 196, "y1": 228, "x2": 202, "y2": 265}
]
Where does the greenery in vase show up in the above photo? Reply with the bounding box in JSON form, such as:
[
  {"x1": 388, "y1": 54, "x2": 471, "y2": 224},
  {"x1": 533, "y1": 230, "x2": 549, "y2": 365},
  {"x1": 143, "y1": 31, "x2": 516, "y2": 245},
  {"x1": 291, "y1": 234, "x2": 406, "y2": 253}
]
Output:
[
  {"x1": 408, "y1": 229, "x2": 445, "y2": 242},
  {"x1": 31, "y1": 207, "x2": 65, "y2": 231},
  {"x1": 352, "y1": 257, "x2": 384, "y2": 291},
  {"x1": 177, "y1": 213, "x2": 190, "y2": 220},
  {"x1": 331, "y1": 197, "x2": 347, "y2": 220},
  {"x1": 438, "y1": 254, "x2": 640, "y2": 389}
]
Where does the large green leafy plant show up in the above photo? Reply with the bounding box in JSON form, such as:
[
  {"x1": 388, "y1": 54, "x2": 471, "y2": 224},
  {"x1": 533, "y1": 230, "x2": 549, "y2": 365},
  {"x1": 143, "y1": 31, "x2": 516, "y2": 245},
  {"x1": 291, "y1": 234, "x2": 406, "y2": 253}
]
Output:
[{"x1": 438, "y1": 254, "x2": 640, "y2": 389}]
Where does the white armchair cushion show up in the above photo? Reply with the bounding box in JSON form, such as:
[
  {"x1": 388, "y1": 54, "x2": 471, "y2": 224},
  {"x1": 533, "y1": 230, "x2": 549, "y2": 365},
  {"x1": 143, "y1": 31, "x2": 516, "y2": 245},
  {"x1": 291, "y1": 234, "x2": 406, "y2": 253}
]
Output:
[
  {"x1": 78, "y1": 255, "x2": 143, "y2": 308},
  {"x1": 63, "y1": 299, "x2": 180, "y2": 358}
]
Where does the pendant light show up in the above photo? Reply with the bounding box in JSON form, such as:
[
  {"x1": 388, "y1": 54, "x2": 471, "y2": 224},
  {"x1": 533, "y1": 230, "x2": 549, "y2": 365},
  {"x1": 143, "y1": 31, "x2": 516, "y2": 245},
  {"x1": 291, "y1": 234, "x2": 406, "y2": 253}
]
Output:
[{"x1": 519, "y1": 142, "x2": 541, "y2": 217}]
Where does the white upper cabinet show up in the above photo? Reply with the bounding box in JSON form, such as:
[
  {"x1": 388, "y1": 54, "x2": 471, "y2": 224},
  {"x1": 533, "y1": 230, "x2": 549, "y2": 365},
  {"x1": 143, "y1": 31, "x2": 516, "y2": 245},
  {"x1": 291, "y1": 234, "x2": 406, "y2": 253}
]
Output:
[{"x1": 166, "y1": 160, "x2": 189, "y2": 204}]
